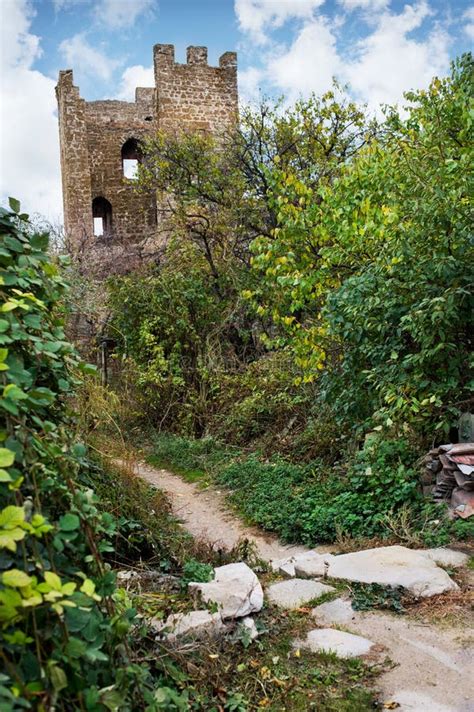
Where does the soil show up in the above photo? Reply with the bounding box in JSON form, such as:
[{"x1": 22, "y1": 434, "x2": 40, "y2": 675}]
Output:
[{"x1": 128, "y1": 459, "x2": 474, "y2": 712}]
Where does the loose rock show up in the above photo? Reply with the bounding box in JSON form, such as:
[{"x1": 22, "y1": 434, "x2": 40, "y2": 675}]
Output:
[
  {"x1": 297, "y1": 628, "x2": 374, "y2": 658},
  {"x1": 326, "y1": 546, "x2": 458, "y2": 597},
  {"x1": 239, "y1": 616, "x2": 259, "y2": 641},
  {"x1": 155, "y1": 610, "x2": 224, "y2": 641},
  {"x1": 266, "y1": 578, "x2": 334, "y2": 608},
  {"x1": 189, "y1": 562, "x2": 263, "y2": 619},
  {"x1": 271, "y1": 557, "x2": 296, "y2": 577},
  {"x1": 293, "y1": 551, "x2": 334, "y2": 578}
]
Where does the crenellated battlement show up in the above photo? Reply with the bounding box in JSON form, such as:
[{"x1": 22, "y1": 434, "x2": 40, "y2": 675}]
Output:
[{"x1": 55, "y1": 41, "x2": 238, "y2": 255}]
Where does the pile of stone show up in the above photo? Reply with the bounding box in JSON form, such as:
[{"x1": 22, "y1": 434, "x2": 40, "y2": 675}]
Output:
[
  {"x1": 149, "y1": 545, "x2": 467, "y2": 663},
  {"x1": 423, "y1": 442, "x2": 474, "y2": 519},
  {"x1": 152, "y1": 562, "x2": 263, "y2": 643}
]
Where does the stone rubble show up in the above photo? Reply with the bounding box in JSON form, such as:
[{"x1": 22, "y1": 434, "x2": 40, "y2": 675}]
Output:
[
  {"x1": 294, "y1": 551, "x2": 335, "y2": 578},
  {"x1": 239, "y1": 616, "x2": 259, "y2": 641},
  {"x1": 189, "y1": 562, "x2": 264, "y2": 619},
  {"x1": 271, "y1": 550, "x2": 334, "y2": 578},
  {"x1": 311, "y1": 597, "x2": 358, "y2": 626},
  {"x1": 417, "y1": 547, "x2": 469, "y2": 568},
  {"x1": 154, "y1": 609, "x2": 224, "y2": 642}
]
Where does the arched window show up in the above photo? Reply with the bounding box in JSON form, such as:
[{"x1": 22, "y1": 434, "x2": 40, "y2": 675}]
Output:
[
  {"x1": 92, "y1": 197, "x2": 112, "y2": 237},
  {"x1": 121, "y1": 138, "x2": 141, "y2": 180}
]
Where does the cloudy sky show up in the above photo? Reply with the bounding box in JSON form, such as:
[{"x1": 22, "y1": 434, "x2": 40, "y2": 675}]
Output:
[{"x1": 0, "y1": 0, "x2": 472, "y2": 222}]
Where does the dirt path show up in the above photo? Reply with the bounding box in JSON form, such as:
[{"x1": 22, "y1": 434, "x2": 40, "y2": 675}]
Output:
[
  {"x1": 130, "y1": 460, "x2": 314, "y2": 561},
  {"x1": 129, "y1": 459, "x2": 473, "y2": 712}
]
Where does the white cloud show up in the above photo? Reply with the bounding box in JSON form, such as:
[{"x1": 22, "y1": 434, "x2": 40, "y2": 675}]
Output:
[
  {"x1": 117, "y1": 64, "x2": 154, "y2": 101},
  {"x1": 338, "y1": 0, "x2": 388, "y2": 11},
  {"x1": 0, "y1": 0, "x2": 62, "y2": 221},
  {"x1": 267, "y1": 16, "x2": 342, "y2": 99},
  {"x1": 53, "y1": 0, "x2": 89, "y2": 10},
  {"x1": 59, "y1": 33, "x2": 120, "y2": 81},
  {"x1": 345, "y1": 2, "x2": 451, "y2": 107},
  {"x1": 235, "y1": 0, "x2": 325, "y2": 44},
  {"x1": 463, "y1": 7, "x2": 474, "y2": 40},
  {"x1": 238, "y1": 66, "x2": 265, "y2": 102},
  {"x1": 1, "y1": 0, "x2": 40, "y2": 68},
  {"x1": 238, "y1": 0, "x2": 452, "y2": 110},
  {"x1": 94, "y1": 0, "x2": 156, "y2": 29}
]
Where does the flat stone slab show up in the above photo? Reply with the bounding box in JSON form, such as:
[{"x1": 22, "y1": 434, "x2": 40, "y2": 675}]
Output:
[
  {"x1": 417, "y1": 547, "x2": 469, "y2": 568},
  {"x1": 326, "y1": 546, "x2": 458, "y2": 597},
  {"x1": 297, "y1": 628, "x2": 374, "y2": 658},
  {"x1": 312, "y1": 597, "x2": 357, "y2": 625},
  {"x1": 189, "y1": 562, "x2": 263, "y2": 619},
  {"x1": 266, "y1": 579, "x2": 334, "y2": 608},
  {"x1": 155, "y1": 609, "x2": 223, "y2": 641}
]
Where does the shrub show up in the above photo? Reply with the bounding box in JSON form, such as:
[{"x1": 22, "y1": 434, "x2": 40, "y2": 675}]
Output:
[{"x1": 0, "y1": 202, "x2": 159, "y2": 710}]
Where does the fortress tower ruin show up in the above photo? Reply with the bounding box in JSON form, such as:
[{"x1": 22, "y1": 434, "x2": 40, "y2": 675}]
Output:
[{"x1": 56, "y1": 43, "x2": 238, "y2": 255}]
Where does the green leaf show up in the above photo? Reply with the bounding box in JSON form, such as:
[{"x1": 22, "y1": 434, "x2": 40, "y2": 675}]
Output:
[
  {"x1": 49, "y1": 665, "x2": 67, "y2": 693},
  {"x1": 0, "y1": 469, "x2": 13, "y2": 482},
  {"x1": 0, "y1": 448, "x2": 15, "y2": 467},
  {"x1": 3, "y1": 384, "x2": 28, "y2": 402},
  {"x1": 0, "y1": 527, "x2": 26, "y2": 552},
  {"x1": 100, "y1": 688, "x2": 121, "y2": 710},
  {"x1": 0, "y1": 505, "x2": 25, "y2": 529},
  {"x1": 65, "y1": 637, "x2": 87, "y2": 658},
  {"x1": 59, "y1": 513, "x2": 80, "y2": 532},
  {"x1": 8, "y1": 198, "x2": 20, "y2": 214},
  {"x1": 2, "y1": 569, "x2": 33, "y2": 588},
  {"x1": 30, "y1": 234, "x2": 49, "y2": 251}
]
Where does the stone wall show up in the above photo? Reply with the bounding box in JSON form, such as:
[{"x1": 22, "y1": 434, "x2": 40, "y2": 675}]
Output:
[
  {"x1": 56, "y1": 43, "x2": 238, "y2": 262},
  {"x1": 154, "y1": 44, "x2": 238, "y2": 133}
]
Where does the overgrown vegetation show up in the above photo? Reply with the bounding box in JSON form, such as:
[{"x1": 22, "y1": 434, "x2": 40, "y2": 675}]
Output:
[
  {"x1": 104, "y1": 54, "x2": 473, "y2": 548},
  {"x1": 0, "y1": 202, "x2": 163, "y2": 709},
  {"x1": 2, "y1": 51, "x2": 472, "y2": 712}
]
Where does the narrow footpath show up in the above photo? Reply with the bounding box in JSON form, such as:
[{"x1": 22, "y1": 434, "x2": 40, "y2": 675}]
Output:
[{"x1": 127, "y1": 459, "x2": 473, "y2": 712}]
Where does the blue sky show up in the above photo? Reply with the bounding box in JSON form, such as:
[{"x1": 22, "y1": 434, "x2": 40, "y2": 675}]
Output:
[{"x1": 1, "y1": 0, "x2": 472, "y2": 221}]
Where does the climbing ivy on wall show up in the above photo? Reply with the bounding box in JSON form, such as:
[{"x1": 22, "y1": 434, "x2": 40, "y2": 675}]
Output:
[{"x1": 0, "y1": 201, "x2": 156, "y2": 710}]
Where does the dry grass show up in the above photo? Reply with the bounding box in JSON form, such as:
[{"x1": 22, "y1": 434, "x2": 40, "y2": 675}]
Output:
[{"x1": 405, "y1": 589, "x2": 474, "y2": 626}]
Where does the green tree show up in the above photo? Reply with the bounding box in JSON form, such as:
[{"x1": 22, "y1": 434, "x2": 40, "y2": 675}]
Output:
[{"x1": 250, "y1": 54, "x2": 474, "y2": 437}]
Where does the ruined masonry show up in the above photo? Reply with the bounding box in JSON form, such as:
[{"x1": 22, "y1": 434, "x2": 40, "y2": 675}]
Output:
[{"x1": 56, "y1": 44, "x2": 238, "y2": 253}]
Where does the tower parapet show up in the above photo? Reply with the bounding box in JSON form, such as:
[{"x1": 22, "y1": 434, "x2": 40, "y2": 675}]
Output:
[{"x1": 56, "y1": 43, "x2": 238, "y2": 256}]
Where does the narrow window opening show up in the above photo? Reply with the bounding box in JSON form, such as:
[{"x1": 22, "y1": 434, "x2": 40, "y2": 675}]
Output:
[
  {"x1": 93, "y1": 217, "x2": 103, "y2": 236},
  {"x1": 92, "y1": 197, "x2": 112, "y2": 238},
  {"x1": 121, "y1": 138, "x2": 141, "y2": 180},
  {"x1": 123, "y1": 158, "x2": 139, "y2": 179}
]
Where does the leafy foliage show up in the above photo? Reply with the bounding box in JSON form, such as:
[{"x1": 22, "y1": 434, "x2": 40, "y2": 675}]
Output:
[
  {"x1": 214, "y1": 436, "x2": 472, "y2": 546},
  {"x1": 249, "y1": 54, "x2": 474, "y2": 437},
  {"x1": 350, "y1": 583, "x2": 406, "y2": 614},
  {"x1": 0, "y1": 203, "x2": 161, "y2": 710},
  {"x1": 107, "y1": 59, "x2": 472, "y2": 554}
]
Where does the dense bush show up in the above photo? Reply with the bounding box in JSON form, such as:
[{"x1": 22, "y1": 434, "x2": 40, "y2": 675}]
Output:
[
  {"x1": 250, "y1": 54, "x2": 473, "y2": 439},
  {"x1": 0, "y1": 203, "x2": 162, "y2": 710}
]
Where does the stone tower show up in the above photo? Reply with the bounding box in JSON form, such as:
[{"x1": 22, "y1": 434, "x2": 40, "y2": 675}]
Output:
[{"x1": 56, "y1": 43, "x2": 238, "y2": 256}]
